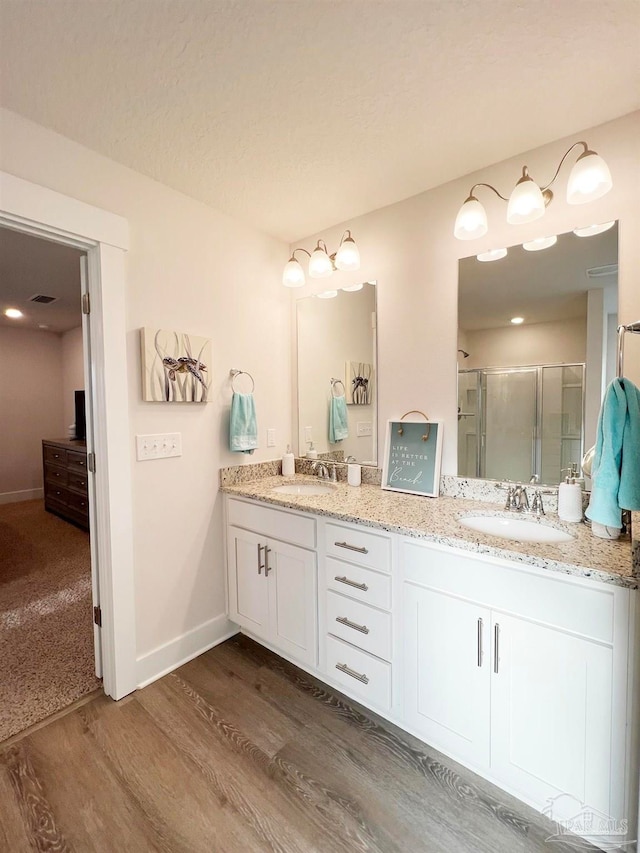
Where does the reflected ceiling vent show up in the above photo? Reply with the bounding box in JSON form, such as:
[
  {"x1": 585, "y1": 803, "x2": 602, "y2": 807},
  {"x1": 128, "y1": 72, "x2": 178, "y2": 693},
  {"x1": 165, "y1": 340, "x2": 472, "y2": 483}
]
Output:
[
  {"x1": 586, "y1": 264, "x2": 618, "y2": 279},
  {"x1": 29, "y1": 293, "x2": 59, "y2": 304}
]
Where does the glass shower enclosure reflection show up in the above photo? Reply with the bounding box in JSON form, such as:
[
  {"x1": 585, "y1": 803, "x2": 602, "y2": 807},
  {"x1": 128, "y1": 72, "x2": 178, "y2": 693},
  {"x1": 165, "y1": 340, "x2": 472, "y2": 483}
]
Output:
[{"x1": 458, "y1": 364, "x2": 585, "y2": 485}]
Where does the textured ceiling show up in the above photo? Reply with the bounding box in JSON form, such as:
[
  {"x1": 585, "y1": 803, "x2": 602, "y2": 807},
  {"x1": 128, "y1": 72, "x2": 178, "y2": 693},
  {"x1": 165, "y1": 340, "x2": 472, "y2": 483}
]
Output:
[{"x1": 0, "y1": 1, "x2": 638, "y2": 242}]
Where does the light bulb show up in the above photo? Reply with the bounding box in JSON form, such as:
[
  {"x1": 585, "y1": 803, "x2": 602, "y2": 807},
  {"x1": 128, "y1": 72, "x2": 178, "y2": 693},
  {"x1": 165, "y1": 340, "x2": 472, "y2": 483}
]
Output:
[
  {"x1": 308, "y1": 242, "x2": 333, "y2": 278},
  {"x1": 567, "y1": 150, "x2": 612, "y2": 204},
  {"x1": 335, "y1": 233, "x2": 361, "y2": 271},
  {"x1": 4, "y1": 308, "x2": 23, "y2": 318},
  {"x1": 522, "y1": 235, "x2": 557, "y2": 252},
  {"x1": 317, "y1": 290, "x2": 338, "y2": 299},
  {"x1": 507, "y1": 173, "x2": 546, "y2": 224},
  {"x1": 476, "y1": 248, "x2": 508, "y2": 262},
  {"x1": 573, "y1": 220, "x2": 616, "y2": 238},
  {"x1": 510, "y1": 316, "x2": 524, "y2": 325},
  {"x1": 282, "y1": 256, "x2": 305, "y2": 288},
  {"x1": 454, "y1": 195, "x2": 488, "y2": 240}
]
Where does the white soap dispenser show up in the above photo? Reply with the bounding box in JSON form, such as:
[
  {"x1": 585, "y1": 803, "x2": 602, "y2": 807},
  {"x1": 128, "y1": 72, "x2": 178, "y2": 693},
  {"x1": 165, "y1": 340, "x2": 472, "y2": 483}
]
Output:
[
  {"x1": 306, "y1": 442, "x2": 318, "y2": 460},
  {"x1": 558, "y1": 466, "x2": 583, "y2": 523},
  {"x1": 282, "y1": 445, "x2": 295, "y2": 478}
]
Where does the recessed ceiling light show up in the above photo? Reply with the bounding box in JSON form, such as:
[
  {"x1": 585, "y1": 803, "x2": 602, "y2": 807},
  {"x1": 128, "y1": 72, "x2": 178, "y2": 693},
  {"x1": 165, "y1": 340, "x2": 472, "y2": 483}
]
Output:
[
  {"x1": 38, "y1": 324, "x2": 50, "y2": 329},
  {"x1": 317, "y1": 290, "x2": 338, "y2": 299},
  {"x1": 476, "y1": 248, "x2": 508, "y2": 262},
  {"x1": 4, "y1": 308, "x2": 23, "y2": 319},
  {"x1": 342, "y1": 283, "x2": 364, "y2": 292},
  {"x1": 522, "y1": 235, "x2": 557, "y2": 252},
  {"x1": 573, "y1": 221, "x2": 616, "y2": 238},
  {"x1": 510, "y1": 316, "x2": 524, "y2": 325}
]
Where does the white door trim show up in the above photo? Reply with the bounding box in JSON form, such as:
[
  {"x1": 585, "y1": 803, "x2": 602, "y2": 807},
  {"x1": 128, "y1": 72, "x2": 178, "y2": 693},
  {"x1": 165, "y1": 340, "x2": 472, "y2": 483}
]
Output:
[{"x1": 0, "y1": 170, "x2": 137, "y2": 700}]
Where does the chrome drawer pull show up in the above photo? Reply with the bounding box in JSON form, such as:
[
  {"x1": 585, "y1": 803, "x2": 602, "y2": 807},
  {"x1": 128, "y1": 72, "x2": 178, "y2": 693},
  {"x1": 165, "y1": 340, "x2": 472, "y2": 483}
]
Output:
[
  {"x1": 335, "y1": 541, "x2": 368, "y2": 554},
  {"x1": 264, "y1": 546, "x2": 272, "y2": 577},
  {"x1": 336, "y1": 616, "x2": 369, "y2": 634},
  {"x1": 335, "y1": 662, "x2": 369, "y2": 685},
  {"x1": 477, "y1": 617, "x2": 483, "y2": 667},
  {"x1": 494, "y1": 623, "x2": 500, "y2": 674},
  {"x1": 335, "y1": 575, "x2": 368, "y2": 592},
  {"x1": 257, "y1": 543, "x2": 265, "y2": 575}
]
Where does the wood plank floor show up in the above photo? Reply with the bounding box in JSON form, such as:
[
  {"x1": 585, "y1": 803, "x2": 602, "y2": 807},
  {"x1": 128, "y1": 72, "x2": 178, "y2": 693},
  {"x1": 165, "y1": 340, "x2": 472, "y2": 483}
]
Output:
[{"x1": 0, "y1": 635, "x2": 595, "y2": 853}]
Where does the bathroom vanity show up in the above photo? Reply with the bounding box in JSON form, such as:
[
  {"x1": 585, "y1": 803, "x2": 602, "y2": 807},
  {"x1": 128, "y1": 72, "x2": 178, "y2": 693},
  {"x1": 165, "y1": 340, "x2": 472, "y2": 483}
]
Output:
[{"x1": 223, "y1": 473, "x2": 638, "y2": 850}]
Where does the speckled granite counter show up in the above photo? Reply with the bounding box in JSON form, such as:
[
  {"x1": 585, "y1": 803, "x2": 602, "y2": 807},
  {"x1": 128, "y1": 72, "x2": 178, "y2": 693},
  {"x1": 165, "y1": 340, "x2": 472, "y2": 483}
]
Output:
[{"x1": 222, "y1": 474, "x2": 638, "y2": 589}]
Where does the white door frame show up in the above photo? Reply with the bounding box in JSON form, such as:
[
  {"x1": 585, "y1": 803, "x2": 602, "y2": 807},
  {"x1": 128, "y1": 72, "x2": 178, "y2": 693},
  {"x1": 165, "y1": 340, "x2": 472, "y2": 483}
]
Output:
[{"x1": 0, "y1": 171, "x2": 137, "y2": 700}]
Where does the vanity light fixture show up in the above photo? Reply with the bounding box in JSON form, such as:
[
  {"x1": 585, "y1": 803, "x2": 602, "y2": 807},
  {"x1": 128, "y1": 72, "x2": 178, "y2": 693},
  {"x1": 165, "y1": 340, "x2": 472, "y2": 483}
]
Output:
[
  {"x1": 522, "y1": 235, "x2": 558, "y2": 252},
  {"x1": 342, "y1": 282, "x2": 364, "y2": 292},
  {"x1": 453, "y1": 141, "x2": 613, "y2": 241},
  {"x1": 476, "y1": 248, "x2": 508, "y2": 262},
  {"x1": 316, "y1": 290, "x2": 338, "y2": 299},
  {"x1": 282, "y1": 230, "x2": 360, "y2": 288},
  {"x1": 510, "y1": 316, "x2": 524, "y2": 325},
  {"x1": 4, "y1": 308, "x2": 23, "y2": 319},
  {"x1": 573, "y1": 220, "x2": 616, "y2": 238}
]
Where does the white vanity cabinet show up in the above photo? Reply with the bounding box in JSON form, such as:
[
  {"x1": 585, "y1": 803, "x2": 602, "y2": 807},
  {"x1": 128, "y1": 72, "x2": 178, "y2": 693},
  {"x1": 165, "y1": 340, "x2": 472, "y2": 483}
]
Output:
[{"x1": 226, "y1": 499, "x2": 318, "y2": 667}]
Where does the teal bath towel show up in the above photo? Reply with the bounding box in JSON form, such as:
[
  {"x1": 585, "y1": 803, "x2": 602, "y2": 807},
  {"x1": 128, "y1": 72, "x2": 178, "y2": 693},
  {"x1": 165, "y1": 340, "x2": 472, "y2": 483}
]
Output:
[
  {"x1": 329, "y1": 394, "x2": 349, "y2": 443},
  {"x1": 230, "y1": 392, "x2": 258, "y2": 454},
  {"x1": 586, "y1": 378, "x2": 640, "y2": 528}
]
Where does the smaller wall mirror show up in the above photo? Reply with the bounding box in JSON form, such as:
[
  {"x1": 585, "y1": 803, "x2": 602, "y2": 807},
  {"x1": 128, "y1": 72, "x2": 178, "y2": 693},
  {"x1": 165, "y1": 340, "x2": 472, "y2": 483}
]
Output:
[
  {"x1": 296, "y1": 282, "x2": 377, "y2": 464},
  {"x1": 458, "y1": 223, "x2": 618, "y2": 485}
]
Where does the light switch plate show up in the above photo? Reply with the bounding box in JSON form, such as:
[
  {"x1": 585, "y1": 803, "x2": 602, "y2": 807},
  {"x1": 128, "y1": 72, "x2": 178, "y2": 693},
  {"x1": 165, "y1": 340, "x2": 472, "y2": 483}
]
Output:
[
  {"x1": 304, "y1": 426, "x2": 313, "y2": 443},
  {"x1": 136, "y1": 433, "x2": 182, "y2": 461},
  {"x1": 356, "y1": 422, "x2": 373, "y2": 437},
  {"x1": 267, "y1": 428, "x2": 276, "y2": 447}
]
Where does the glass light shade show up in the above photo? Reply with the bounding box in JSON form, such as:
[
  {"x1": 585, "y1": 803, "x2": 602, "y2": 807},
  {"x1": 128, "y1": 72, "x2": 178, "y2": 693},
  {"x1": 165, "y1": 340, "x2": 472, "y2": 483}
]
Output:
[
  {"x1": 566, "y1": 151, "x2": 612, "y2": 204},
  {"x1": 476, "y1": 248, "x2": 508, "y2": 262},
  {"x1": 282, "y1": 257, "x2": 305, "y2": 288},
  {"x1": 342, "y1": 283, "x2": 364, "y2": 292},
  {"x1": 4, "y1": 308, "x2": 23, "y2": 318},
  {"x1": 506, "y1": 176, "x2": 546, "y2": 224},
  {"x1": 522, "y1": 235, "x2": 557, "y2": 252},
  {"x1": 335, "y1": 235, "x2": 360, "y2": 271},
  {"x1": 573, "y1": 220, "x2": 616, "y2": 238},
  {"x1": 453, "y1": 196, "x2": 488, "y2": 240},
  {"x1": 308, "y1": 244, "x2": 333, "y2": 278},
  {"x1": 317, "y1": 289, "x2": 338, "y2": 299}
]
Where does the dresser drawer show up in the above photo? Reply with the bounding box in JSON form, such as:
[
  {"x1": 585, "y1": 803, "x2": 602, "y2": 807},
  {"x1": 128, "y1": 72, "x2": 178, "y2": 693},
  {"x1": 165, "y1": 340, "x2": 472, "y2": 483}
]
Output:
[
  {"x1": 227, "y1": 498, "x2": 315, "y2": 549},
  {"x1": 325, "y1": 522, "x2": 391, "y2": 573},
  {"x1": 45, "y1": 484, "x2": 69, "y2": 506},
  {"x1": 326, "y1": 590, "x2": 392, "y2": 661},
  {"x1": 67, "y1": 491, "x2": 89, "y2": 515},
  {"x1": 325, "y1": 556, "x2": 392, "y2": 610},
  {"x1": 45, "y1": 464, "x2": 68, "y2": 487},
  {"x1": 325, "y1": 635, "x2": 391, "y2": 711},
  {"x1": 67, "y1": 450, "x2": 88, "y2": 474},
  {"x1": 68, "y1": 471, "x2": 88, "y2": 494},
  {"x1": 44, "y1": 444, "x2": 67, "y2": 465}
]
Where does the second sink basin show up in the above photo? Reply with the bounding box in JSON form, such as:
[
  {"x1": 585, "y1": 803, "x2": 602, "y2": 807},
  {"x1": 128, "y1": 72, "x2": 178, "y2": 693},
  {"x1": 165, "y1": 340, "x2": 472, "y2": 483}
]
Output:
[
  {"x1": 459, "y1": 514, "x2": 574, "y2": 544},
  {"x1": 271, "y1": 482, "x2": 336, "y2": 496}
]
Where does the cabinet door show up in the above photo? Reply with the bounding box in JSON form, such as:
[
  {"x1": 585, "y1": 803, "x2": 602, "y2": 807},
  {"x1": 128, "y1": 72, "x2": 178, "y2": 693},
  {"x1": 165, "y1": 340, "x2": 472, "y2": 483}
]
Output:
[
  {"x1": 403, "y1": 582, "x2": 491, "y2": 768},
  {"x1": 491, "y1": 614, "x2": 613, "y2": 820},
  {"x1": 267, "y1": 538, "x2": 317, "y2": 667},
  {"x1": 227, "y1": 526, "x2": 269, "y2": 640}
]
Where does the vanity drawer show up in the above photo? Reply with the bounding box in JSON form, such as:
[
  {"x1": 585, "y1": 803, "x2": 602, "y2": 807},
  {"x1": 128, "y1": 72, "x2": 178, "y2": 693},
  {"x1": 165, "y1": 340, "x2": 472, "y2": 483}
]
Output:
[
  {"x1": 325, "y1": 556, "x2": 392, "y2": 610},
  {"x1": 325, "y1": 522, "x2": 391, "y2": 573},
  {"x1": 326, "y1": 590, "x2": 392, "y2": 661},
  {"x1": 227, "y1": 498, "x2": 315, "y2": 549},
  {"x1": 325, "y1": 635, "x2": 391, "y2": 711}
]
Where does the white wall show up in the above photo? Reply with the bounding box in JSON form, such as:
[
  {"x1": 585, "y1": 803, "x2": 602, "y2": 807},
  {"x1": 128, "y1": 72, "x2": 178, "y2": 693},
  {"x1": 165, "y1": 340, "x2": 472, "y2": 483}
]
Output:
[
  {"x1": 462, "y1": 317, "x2": 586, "y2": 370},
  {"x1": 292, "y1": 111, "x2": 640, "y2": 475},
  {"x1": 0, "y1": 326, "x2": 65, "y2": 501},
  {"x1": 0, "y1": 108, "x2": 291, "y2": 666},
  {"x1": 61, "y1": 326, "x2": 84, "y2": 429}
]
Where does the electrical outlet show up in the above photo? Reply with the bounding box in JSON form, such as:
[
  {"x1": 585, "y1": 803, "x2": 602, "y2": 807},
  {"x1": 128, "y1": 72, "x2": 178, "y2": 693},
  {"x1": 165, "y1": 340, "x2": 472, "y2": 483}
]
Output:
[
  {"x1": 356, "y1": 422, "x2": 373, "y2": 437},
  {"x1": 136, "y1": 433, "x2": 182, "y2": 461},
  {"x1": 304, "y1": 426, "x2": 313, "y2": 443},
  {"x1": 267, "y1": 428, "x2": 276, "y2": 447}
]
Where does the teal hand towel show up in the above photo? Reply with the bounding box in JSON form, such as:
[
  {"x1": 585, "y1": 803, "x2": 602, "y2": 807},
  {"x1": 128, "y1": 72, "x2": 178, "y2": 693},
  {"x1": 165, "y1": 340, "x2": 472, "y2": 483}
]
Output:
[
  {"x1": 586, "y1": 378, "x2": 640, "y2": 528},
  {"x1": 230, "y1": 392, "x2": 258, "y2": 454},
  {"x1": 329, "y1": 395, "x2": 348, "y2": 443}
]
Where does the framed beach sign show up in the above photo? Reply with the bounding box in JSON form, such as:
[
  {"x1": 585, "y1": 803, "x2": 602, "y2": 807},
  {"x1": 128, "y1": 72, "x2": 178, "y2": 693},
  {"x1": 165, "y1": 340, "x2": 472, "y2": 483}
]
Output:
[{"x1": 382, "y1": 414, "x2": 443, "y2": 497}]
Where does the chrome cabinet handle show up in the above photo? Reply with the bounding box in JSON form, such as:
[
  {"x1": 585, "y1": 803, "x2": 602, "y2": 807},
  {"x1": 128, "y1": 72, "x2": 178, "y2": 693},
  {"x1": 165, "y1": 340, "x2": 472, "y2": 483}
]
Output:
[
  {"x1": 334, "y1": 575, "x2": 368, "y2": 592},
  {"x1": 257, "y1": 543, "x2": 265, "y2": 575},
  {"x1": 494, "y1": 623, "x2": 500, "y2": 674},
  {"x1": 336, "y1": 616, "x2": 369, "y2": 635},
  {"x1": 335, "y1": 541, "x2": 368, "y2": 554},
  {"x1": 335, "y1": 662, "x2": 369, "y2": 684},
  {"x1": 264, "y1": 546, "x2": 272, "y2": 576},
  {"x1": 477, "y1": 617, "x2": 483, "y2": 667}
]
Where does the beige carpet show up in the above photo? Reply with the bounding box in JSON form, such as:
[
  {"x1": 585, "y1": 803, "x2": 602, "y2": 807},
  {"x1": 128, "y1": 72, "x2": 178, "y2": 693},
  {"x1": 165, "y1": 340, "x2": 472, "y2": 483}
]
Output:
[{"x1": 0, "y1": 500, "x2": 101, "y2": 742}]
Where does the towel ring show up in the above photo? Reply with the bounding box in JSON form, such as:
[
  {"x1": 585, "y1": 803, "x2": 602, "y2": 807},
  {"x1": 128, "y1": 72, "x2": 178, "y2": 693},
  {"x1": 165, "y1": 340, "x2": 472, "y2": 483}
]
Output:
[
  {"x1": 331, "y1": 378, "x2": 346, "y2": 398},
  {"x1": 397, "y1": 410, "x2": 430, "y2": 442},
  {"x1": 230, "y1": 369, "x2": 255, "y2": 393}
]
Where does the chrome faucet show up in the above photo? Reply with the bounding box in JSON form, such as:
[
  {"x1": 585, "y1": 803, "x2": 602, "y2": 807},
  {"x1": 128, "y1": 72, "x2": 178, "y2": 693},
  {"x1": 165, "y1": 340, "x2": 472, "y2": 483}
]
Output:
[
  {"x1": 504, "y1": 482, "x2": 529, "y2": 512},
  {"x1": 311, "y1": 461, "x2": 330, "y2": 480},
  {"x1": 530, "y1": 490, "x2": 545, "y2": 517},
  {"x1": 328, "y1": 462, "x2": 338, "y2": 483}
]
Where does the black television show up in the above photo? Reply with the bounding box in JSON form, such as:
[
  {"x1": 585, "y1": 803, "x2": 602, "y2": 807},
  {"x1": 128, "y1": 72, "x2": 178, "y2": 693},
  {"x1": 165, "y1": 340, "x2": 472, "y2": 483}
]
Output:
[{"x1": 75, "y1": 390, "x2": 86, "y2": 441}]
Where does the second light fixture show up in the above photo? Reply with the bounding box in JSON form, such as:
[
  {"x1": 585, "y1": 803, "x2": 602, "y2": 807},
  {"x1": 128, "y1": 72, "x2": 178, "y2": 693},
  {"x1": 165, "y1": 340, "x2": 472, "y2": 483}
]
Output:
[{"x1": 282, "y1": 230, "x2": 360, "y2": 288}]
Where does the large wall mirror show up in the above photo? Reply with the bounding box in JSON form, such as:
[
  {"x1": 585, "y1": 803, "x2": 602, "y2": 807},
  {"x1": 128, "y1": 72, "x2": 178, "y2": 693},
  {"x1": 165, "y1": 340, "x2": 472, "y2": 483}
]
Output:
[
  {"x1": 458, "y1": 223, "x2": 618, "y2": 485},
  {"x1": 296, "y1": 282, "x2": 377, "y2": 464}
]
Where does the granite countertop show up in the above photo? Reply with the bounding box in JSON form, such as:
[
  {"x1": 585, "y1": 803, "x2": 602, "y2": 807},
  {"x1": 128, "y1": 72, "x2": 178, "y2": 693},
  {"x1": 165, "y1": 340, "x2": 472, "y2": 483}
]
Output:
[{"x1": 222, "y1": 474, "x2": 638, "y2": 589}]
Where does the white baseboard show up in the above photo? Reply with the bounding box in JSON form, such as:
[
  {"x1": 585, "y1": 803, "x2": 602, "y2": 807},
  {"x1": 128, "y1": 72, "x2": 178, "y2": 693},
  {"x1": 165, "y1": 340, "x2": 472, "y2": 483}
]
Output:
[
  {"x1": 136, "y1": 613, "x2": 239, "y2": 689},
  {"x1": 0, "y1": 488, "x2": 44, "y2": 505}
]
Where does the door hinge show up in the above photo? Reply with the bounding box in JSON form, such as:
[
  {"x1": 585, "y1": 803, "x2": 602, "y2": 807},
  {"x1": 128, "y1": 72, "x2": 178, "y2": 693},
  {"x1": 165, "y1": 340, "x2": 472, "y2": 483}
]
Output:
[
  {"x1": 93, "y1": 605, "x2": 102, "y2": 627},
  {"x1": 88, "y1": 452, "x2": 96, "y2": 473},
  {"x1": 82, "y1": 292, "x2": 91, "y2": 315}
]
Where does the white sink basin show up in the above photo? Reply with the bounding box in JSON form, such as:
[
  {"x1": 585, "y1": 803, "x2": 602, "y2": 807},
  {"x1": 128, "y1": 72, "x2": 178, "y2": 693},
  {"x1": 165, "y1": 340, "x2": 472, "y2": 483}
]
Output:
[
  {"x1": 459, "y1": 515, "x2": 574, "y2": 544},
  {"x1": 271, "y1": 483, "x2": 336, "y2": 496}
]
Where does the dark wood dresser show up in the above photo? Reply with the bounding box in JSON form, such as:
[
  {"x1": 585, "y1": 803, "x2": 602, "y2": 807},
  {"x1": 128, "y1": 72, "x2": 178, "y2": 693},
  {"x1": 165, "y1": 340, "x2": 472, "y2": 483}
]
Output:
[{"x1": 42, "y1": 438, "x2": 89, "y2": 530}]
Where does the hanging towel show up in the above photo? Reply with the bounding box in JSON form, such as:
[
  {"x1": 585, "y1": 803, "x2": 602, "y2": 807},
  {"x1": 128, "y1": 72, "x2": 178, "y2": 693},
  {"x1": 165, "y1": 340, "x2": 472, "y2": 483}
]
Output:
[
  {"x1": 329, "y1": 394, "x2": 349, "y2": 443},
  {"x1": 585, "y1": 377, "x2": 640, "y2": 528},
  {"x1": 230, "y1": 392, "x2": 258, "y2": 454}
]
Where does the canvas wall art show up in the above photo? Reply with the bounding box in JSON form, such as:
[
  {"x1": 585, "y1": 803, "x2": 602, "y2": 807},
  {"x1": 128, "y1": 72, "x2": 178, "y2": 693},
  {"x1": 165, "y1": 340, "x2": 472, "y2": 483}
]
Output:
[
  {"x1": 141, "y1": 328, "x2": 212, "y2": 402},
  {"x1": 346, "y1": 361, "x2": 373, "y2": 405}
]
